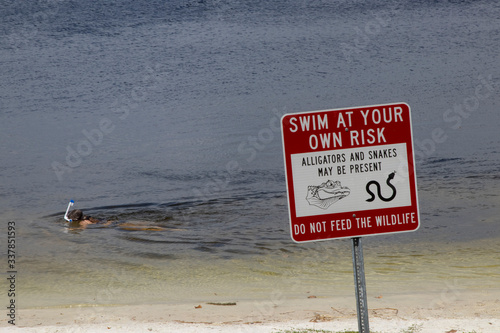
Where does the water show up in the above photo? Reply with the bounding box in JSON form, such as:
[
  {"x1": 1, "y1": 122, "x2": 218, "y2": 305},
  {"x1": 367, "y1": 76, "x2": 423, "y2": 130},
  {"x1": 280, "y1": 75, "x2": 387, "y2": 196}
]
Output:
[{"x1": 1, "y1": 0, "x2": 499, "y2": 309}]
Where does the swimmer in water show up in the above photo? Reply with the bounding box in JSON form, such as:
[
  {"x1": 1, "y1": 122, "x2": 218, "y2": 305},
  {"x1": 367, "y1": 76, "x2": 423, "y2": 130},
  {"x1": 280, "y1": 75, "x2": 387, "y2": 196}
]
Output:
[
  {"x1": 64, "y1": 202, "x2": 167, "y2": 231},
  {"x1": 66, "y1": 209, "x2": 109, "y2": 227},
  {"x1": 65, "y1": 208, "x2": 165, "y2": 231}
]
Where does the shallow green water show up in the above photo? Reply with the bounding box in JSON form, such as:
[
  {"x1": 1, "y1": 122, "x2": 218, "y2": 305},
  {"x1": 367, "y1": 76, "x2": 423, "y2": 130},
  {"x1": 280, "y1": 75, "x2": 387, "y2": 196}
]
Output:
[{"x1": 17, "y1": 234, "x2": 500, "y2": 308}]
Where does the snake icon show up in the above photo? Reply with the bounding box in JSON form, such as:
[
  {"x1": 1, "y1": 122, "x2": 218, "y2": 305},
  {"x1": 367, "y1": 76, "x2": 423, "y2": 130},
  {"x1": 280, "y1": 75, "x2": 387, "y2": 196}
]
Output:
[{"x1": 366, "y1": 171, "x2": 397, "y2": 202}]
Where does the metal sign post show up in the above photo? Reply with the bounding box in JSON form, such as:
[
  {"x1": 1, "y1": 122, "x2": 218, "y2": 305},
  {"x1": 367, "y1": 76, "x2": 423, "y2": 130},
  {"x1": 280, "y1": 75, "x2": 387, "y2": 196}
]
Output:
[{"x1": 351, "y1": 237, "x2": 369, "y2": 333}]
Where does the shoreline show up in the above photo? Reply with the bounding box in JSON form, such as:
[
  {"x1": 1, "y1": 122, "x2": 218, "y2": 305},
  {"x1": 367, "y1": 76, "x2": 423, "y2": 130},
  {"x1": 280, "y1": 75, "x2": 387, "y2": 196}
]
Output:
[{"x1": 2, "y1": 291, "x2": 499, "y2": 332}]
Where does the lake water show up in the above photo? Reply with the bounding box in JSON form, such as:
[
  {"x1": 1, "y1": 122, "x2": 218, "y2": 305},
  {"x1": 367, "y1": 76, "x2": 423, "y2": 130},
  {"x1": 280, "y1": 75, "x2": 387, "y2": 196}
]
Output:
[{"x1": 1, "y1": 0, "x2": 499, "y2": 309}]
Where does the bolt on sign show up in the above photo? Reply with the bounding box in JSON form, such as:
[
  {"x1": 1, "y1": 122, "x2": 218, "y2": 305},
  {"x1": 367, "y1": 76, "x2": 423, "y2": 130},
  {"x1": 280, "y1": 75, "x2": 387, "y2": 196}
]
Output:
[{"x1": 281, "y1": 103, "x2": 420, "y2": 242}]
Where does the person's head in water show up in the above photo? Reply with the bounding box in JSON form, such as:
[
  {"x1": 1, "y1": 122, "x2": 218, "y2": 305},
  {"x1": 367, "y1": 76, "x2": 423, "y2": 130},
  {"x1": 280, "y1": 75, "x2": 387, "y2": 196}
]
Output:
[
  {"x1": 67, "y1": 209, "x2": 83, "y2": 221},
  {"x1": 67, "y1": 209, "x2": 99, "y2": 225}
]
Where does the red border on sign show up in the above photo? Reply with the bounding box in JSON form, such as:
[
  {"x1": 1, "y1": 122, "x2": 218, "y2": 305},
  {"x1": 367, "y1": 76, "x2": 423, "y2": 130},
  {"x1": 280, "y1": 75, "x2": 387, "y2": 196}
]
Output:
[{"x1": 281, "y1": 102, "x2": 420, "y2": 242}]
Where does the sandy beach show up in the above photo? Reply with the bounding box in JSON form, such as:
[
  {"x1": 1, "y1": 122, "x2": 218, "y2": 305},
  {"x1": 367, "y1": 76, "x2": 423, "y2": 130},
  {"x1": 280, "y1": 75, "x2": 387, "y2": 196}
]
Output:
[{"x1": 2, "y1": 291, "x2": 499, "y2": 332}]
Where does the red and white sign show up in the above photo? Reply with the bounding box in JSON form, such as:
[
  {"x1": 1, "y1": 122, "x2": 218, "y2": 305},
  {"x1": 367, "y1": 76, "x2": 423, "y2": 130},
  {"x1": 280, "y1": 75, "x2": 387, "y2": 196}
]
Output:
[{"x1": 281, "y1": 103, "x2": 419, "y2": 242}]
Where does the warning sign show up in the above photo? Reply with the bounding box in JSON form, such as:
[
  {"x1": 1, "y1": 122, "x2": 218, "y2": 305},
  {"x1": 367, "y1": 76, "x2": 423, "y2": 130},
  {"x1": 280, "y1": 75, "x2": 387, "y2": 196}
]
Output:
[{"x1": 281, "y1": 103, "x2": 420, "y2": 242}]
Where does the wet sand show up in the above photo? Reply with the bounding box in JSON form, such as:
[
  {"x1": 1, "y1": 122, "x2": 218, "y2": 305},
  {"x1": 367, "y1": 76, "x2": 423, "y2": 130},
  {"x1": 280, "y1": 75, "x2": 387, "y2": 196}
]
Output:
[{"x1": 2, "y1": 291, "x2": 499, "y2": 332}]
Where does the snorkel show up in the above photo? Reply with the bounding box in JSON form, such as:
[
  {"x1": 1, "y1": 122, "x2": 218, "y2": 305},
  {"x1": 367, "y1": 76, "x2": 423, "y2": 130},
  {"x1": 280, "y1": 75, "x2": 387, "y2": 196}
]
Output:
[{"x1": 64, "y1": 200, "x2": 75, "y2": 222}]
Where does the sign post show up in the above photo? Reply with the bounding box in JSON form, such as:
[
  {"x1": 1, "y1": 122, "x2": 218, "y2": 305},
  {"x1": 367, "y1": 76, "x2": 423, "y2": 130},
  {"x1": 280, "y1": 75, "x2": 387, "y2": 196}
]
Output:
[
  {"x1": 281, "y1": 103, "x2": 420, "y2": 332},
  {"x1": 352, "y1": 237, "x2": 369, "y2": 333}
]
